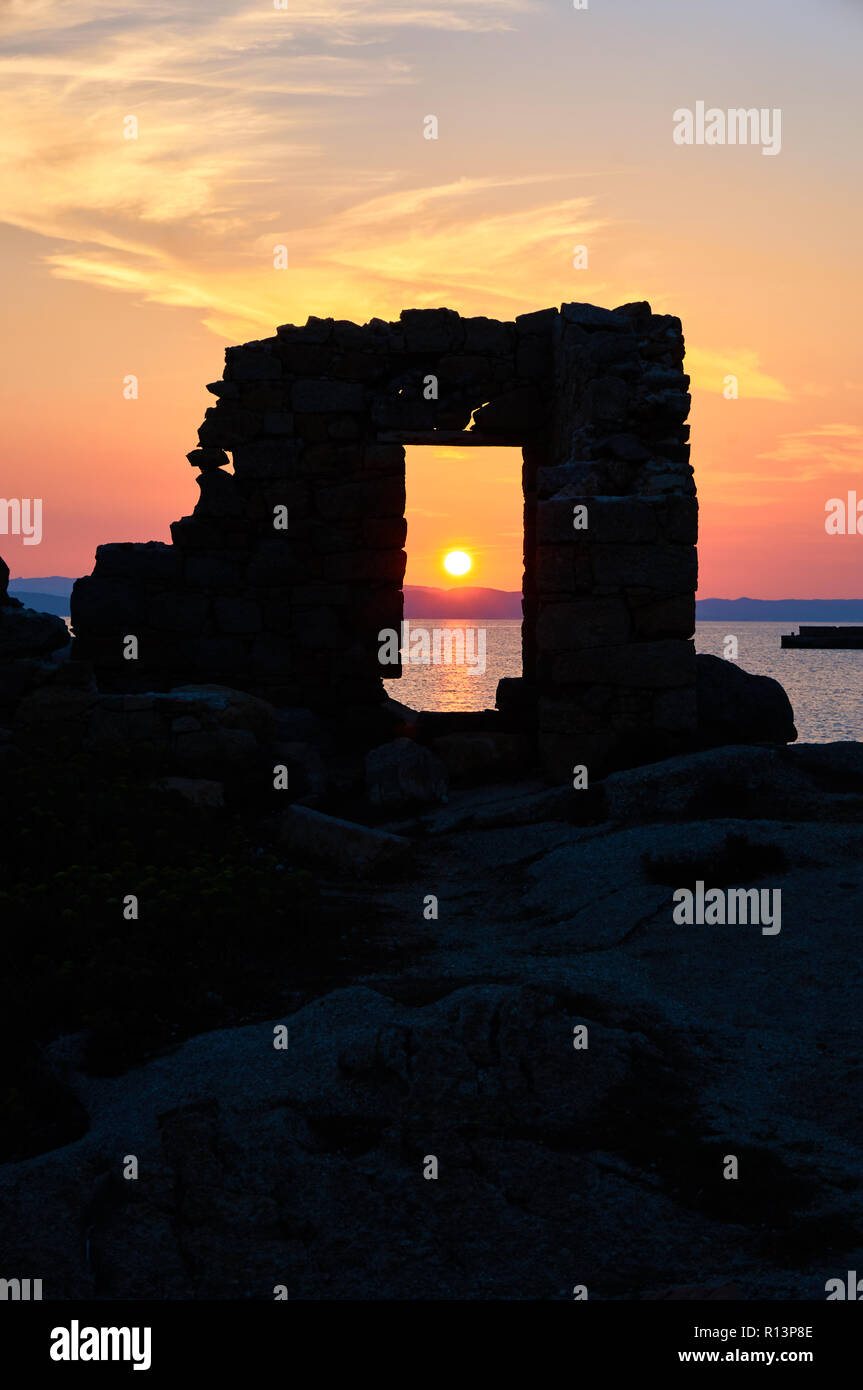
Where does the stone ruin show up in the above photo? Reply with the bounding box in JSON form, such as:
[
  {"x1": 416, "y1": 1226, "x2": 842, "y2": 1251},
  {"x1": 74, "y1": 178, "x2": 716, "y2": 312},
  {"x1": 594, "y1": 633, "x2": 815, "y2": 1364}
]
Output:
[{"x1": 71, "y1": 301, "x2": 696, "y2": 779}]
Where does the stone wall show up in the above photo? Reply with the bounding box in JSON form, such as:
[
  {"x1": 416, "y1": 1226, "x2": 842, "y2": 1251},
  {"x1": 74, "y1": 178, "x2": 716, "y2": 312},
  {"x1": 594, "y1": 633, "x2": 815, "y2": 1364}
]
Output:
[{"x1": 71, "y1": 301, "x2": 695, "y2": 779}]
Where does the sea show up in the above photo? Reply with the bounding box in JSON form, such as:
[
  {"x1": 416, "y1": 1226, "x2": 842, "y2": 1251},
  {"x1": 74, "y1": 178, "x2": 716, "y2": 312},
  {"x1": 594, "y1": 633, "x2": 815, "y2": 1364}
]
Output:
[{"x1": 387, "y1": 619, "x2": 863, "y2": 743}]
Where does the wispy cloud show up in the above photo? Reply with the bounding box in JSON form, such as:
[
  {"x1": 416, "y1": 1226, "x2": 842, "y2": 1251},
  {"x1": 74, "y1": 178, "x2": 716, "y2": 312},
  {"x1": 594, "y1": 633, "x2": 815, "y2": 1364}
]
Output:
[
  {"x1": 36, "y1": 170, "x2": 605, "y2": 338},
  {"x1": 686, "y1": 346, "x2": 790, "y2": 402},
  {"x1": 0, "y1": 0, "x2": 585, "y2": 338},
  {"x1": 758, "y1": 423, "x2": 863, "y2": 479}
]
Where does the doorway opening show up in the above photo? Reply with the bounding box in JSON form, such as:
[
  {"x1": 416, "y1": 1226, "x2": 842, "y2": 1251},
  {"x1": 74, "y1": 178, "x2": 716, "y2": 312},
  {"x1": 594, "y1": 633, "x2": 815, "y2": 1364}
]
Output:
[{"x1": 386, "y1": 444, "x2": 524, "y2": 713}]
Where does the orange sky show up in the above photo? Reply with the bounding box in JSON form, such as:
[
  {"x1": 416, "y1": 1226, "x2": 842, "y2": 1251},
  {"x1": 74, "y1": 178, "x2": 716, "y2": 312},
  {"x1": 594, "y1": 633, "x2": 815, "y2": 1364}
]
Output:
[{"x1": 1, "y1": 0, "x2": 861, "y2": 596}]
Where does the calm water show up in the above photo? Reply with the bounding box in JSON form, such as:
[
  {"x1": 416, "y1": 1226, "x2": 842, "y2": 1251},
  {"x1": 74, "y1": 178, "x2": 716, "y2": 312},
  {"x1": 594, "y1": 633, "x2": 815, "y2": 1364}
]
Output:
[{"x1": 388, "y1": 618, "x2": 863, "y2": 742}]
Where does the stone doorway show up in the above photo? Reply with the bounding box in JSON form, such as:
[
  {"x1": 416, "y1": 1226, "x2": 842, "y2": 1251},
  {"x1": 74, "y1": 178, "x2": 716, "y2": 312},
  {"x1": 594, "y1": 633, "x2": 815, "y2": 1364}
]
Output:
[{"x1": 71, "y1": 302, "x2": 696, "y2": 781}]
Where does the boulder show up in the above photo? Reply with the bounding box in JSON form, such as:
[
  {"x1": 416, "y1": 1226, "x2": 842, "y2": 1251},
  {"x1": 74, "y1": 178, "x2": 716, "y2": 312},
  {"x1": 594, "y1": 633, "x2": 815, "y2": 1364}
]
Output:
[
  {"x1": 167, "y1": 685, "x2": 276, "y2": 743},
  {"x1": 600, "y1": 744, "x2": 820, "y2": 824},
  {"x1": 279, "y1": 805, "x2": 410, "y2": 875},
  {"x1": 784, "y1": 741, "x2": 863, "y2": 791},
  {"x1": 696, "y1": 653, "x2": 796, "y2": 746},
  {"x1": 365, "y1": 737, "x2": 447, "y2": 808},
  {"x1": 431, "y1": 731, "x2": 526, "y2": 782},
  {"x1": 0, "y1": 604, "x2": 70, "y2": 661},
  {"x1": 272, "y1": 741, "x2": 327, "y2": 802}
]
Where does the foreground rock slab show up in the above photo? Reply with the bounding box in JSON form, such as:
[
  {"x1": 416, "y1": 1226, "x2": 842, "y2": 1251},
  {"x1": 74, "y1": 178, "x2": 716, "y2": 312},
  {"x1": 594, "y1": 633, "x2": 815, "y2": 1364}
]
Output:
[{"x1": 279, "y1": 805, "x2": 410, "y2": 875}]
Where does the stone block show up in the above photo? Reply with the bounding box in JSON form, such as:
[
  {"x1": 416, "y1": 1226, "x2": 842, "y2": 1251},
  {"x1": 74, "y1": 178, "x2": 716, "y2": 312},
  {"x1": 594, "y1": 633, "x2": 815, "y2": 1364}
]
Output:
[
  {"x1": 93, "y1": 542, "x2": 181, "y2": 583},
  {"x1": 462, "y1": 316, "x2": 513, "y2": 355},
  {"x1": 251, "y1": 633, "x2": 294, "y2": 676},
  {"x1": 275, "y1": 317, "x2": 333, "y2": 343},
  {"x1": 473, "y1": 386, "x2": 544, "y2": 435},
  {"x1": 516, "y1": 337, "x2": 551, "y2": 378},
  {"x1": 197, "y1": 405, "x2": 261, "y2": 448},
  {"x1": 147, "y1": 593, "x2": 210, "y2": 634},
  {"x1": 231, "y1": 441, "x2": 303, "y2": 479},
  {"x1": 515, "y1": 307, "x2": 558, "y2": 335},
  {"x1": 536, "y1": 491, "x2": 600, "y2": 541},
  {"x1": 328, "y1": 417, "x2": 361, "y2": 439},
  {"x1": 246, "y1": 539, "x2": 305, "y2": 585},
  {"x1": 317, "y1": 476, "x2": 405, "y2": 522},
  {"x1": 578, "y1": 498, "x2": 660, "y2": 545},
  {"x1": 70, "y1": 575, "x2": 144, "y2": 635},
  {"x1": 213, "y1": 597, "x2": 262, "y2": 635},
  {"x1": 330, "y1": 550, "x2": 407, "y2": 584},
  {"x1": 436, "y1": 354, "x2": 494, "y2": 385},
  {"x1": 225, "y1": 348, "x2": 281, "y2": 382},
  {"x1": 552, "y1": 639, "x2": 695, "y2": 688},
  {"x1": 187, "y1": 448, "x2": 230, "y2": 472},
  {"x1": 371, "y1": 395, "x2": 435, "y2": 431},
  {"x1": 562, "y1": 302, "x2": 629, "y2": 330},
  {"x1": 536, "y1": 545, "x2": 579, "y2": 594},
  {"x1": 631, "y1": 593, "x2": 696, "y2": 639},
  {"x1": 536, "y1": 598, "x2": 631, "y2": 652},
  {"x1": 169, "y1": 517, "x2": 223, "y2": 550},
  {"x1": 591, "y1": 544, "x2": 697, "y2": 591},
  {"x1": 192, "y1": 637, "x2": 249, "y2": 673},
  {"x1": 182, "y1": 556, "x2": 246, "y2": 590},
  {"x1": 362, "y1": 444, "x2": 406, "y2": 474},
  {"x1": 363, "y1": 516, "x2": 408, "y2": 548},
  {"x1": 292, "y1": 380, "x2": 364, "y2": 412},
  {"x1": 262, "y1": 413, "x2": 295, "y2": 435},
  {"x1": 399, "y1": 308, "x2": 463, "y2": 353},
  {"x1": 579, "y1": 375, "x2": 633, "y2": 424},
  {"x1": 291, "y1": 607, "x2": 345, "y2": 651},
  {"x1": 659, "y1": 495, "x2": 698, "y2": 544}
]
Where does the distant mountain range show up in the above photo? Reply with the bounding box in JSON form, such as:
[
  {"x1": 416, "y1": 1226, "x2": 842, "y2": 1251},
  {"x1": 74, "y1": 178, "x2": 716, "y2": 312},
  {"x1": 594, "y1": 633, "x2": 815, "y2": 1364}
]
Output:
[
  {"x1": 695, "y1": 598, "x2": 863, "y2": 621},
  {"x1": 7, "y1": 577, "x2": 74, "y2": 616},
  {"x1": 401, "y1": 590, "x2": 863, "y2": 622},
  {"x1": 404, "y1": 586, "x2": 523, "y2": 617},
  {"x1": 10, "y1": 579, "x2": 863, "y2": 624},
  {"x1": 9, "y1": 577, "x2": 75, "y2": 595},
  {"x1": 8, "y1": 593, "x2": 71, "y2": 616}
]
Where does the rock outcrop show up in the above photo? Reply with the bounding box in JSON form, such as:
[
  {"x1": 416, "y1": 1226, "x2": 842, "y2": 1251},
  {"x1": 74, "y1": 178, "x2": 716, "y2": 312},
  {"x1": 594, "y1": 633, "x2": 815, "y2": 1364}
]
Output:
[
  {"x1": 696, "y1": 652, "x2": 797, "y2": 747},
  {"x1": 365, "y1": 737, "x2": 448, "y2": 808},
  {"x1": 0, "y1": 553, "x2": 71, "y2": 718}
]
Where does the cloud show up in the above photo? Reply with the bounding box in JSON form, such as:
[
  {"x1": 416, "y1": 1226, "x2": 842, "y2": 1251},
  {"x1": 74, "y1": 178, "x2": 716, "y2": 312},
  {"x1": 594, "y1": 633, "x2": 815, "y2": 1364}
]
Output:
[
  {"x1": 0, "y1": 0, "x2": 533, "y2": 44},
  {"x1": 757, "y1": 423, "x2": 863, "y2": 479},
  {"x1": 32, "y1": 172, "x2": 604, "y2": 340},
  {"x1": 685, "y1": 346, "x2": 790, "y2": 402},
  {"x1": 0, "y1": 0, "x2": 590, "y2": 339}
]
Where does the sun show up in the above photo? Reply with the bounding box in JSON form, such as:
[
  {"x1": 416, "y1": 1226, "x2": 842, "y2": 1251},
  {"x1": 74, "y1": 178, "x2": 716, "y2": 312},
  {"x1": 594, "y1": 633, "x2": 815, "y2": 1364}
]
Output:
[{"x1": 443, "y1": 549, "x2": 472, "y2": 577}]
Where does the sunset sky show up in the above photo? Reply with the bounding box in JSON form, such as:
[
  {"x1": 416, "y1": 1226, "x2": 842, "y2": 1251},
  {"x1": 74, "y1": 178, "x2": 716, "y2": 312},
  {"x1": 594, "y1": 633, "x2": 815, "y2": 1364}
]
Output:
[{"x1": 1, "y1": 0, "x2": 861, "y2": 595}]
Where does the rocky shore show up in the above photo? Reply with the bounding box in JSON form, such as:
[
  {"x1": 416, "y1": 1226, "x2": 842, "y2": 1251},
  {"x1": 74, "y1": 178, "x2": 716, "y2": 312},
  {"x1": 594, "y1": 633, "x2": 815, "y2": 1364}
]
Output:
[{"x1": 2, "y1": 563, "x2": 861, "y2": 1300}]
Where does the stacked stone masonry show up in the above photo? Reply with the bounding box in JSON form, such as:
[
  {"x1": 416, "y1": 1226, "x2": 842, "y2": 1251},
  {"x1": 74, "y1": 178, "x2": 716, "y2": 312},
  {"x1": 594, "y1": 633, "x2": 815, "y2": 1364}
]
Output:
[{"x1": 71, "y1": 302, "x2": 695, "y2": 778}]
